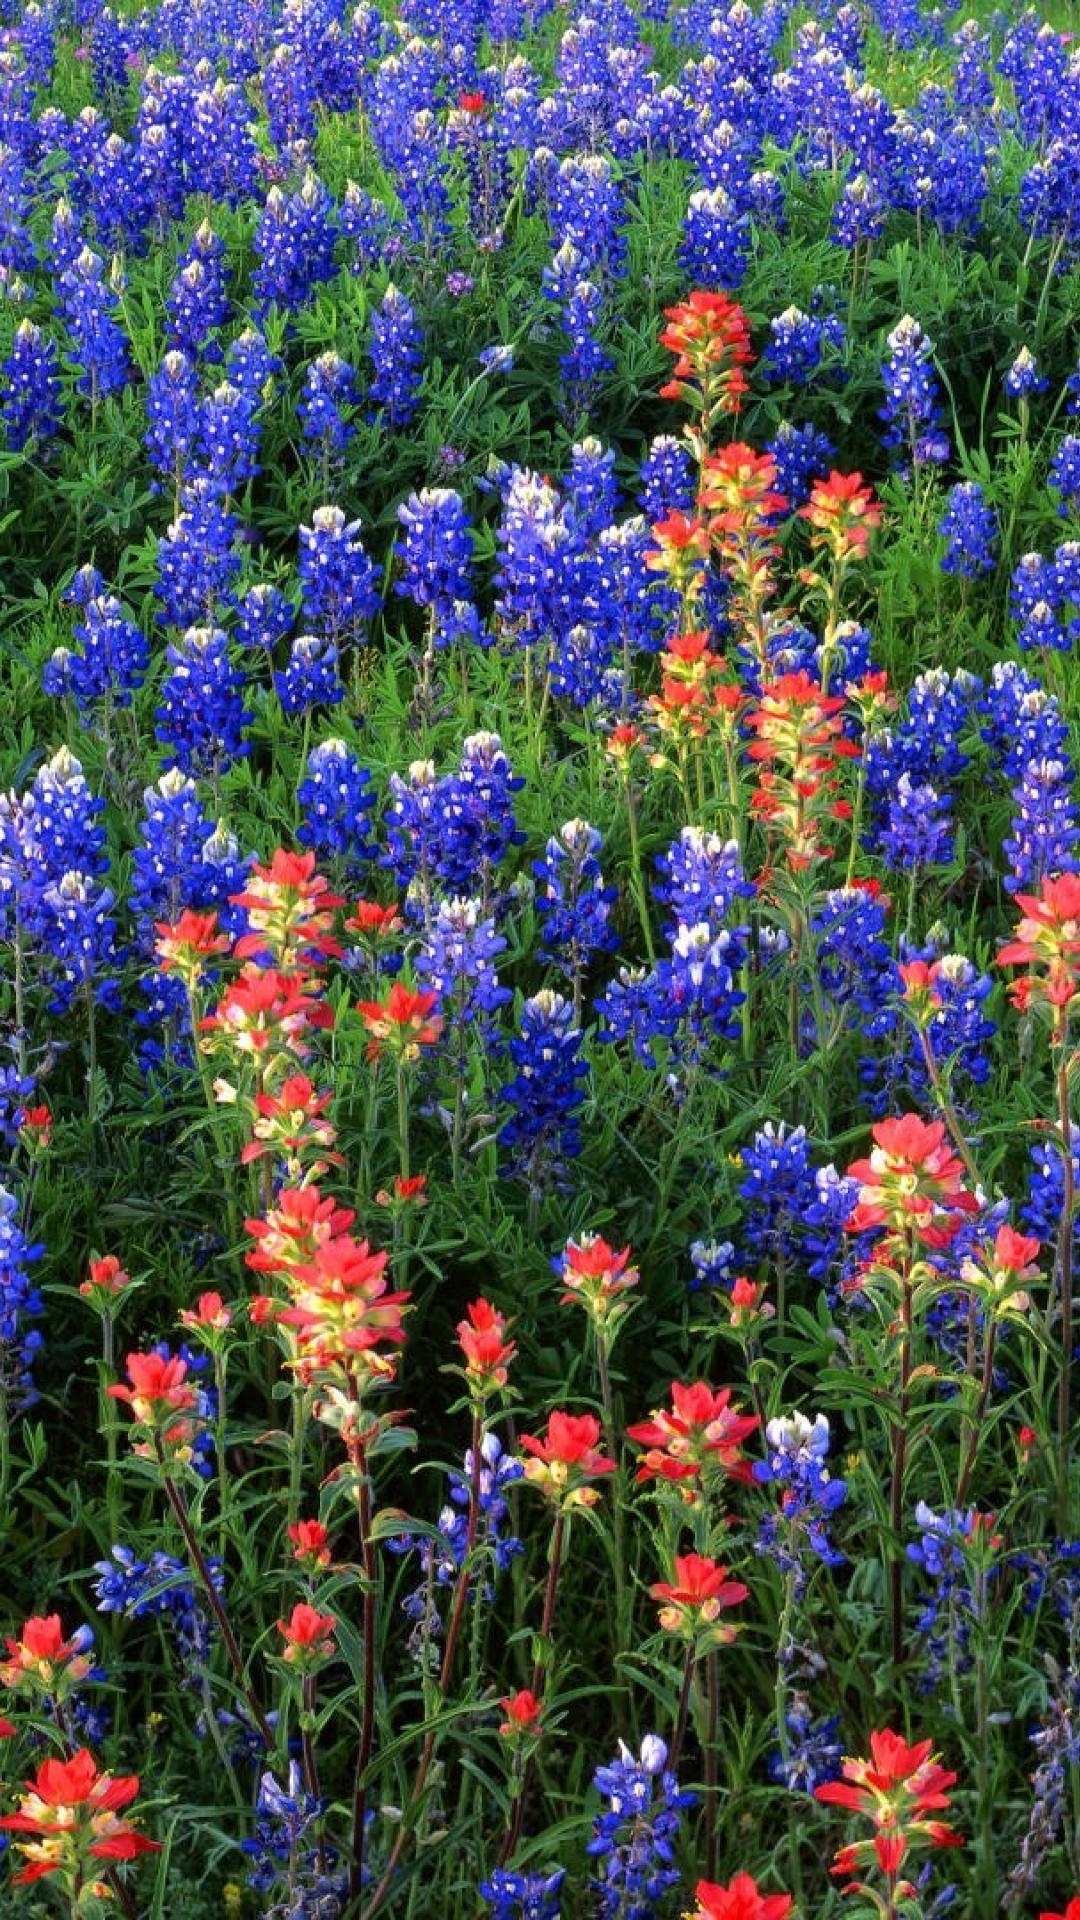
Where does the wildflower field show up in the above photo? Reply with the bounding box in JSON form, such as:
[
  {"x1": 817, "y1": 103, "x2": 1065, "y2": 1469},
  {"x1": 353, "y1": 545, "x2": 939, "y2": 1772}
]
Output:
[{"x1": 11, "y1": 0, "x2": 1080, "y2": 1915}]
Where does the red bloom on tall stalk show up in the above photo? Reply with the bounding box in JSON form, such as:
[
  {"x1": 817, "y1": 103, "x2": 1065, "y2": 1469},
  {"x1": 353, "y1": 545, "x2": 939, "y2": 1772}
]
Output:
[
  {"x1": 240, "y1": 1072, "x2": 341, "y2": 1173},
  {"x1": 689, "y1": 1872, "x2": 794, "y2": 1920},
  {"x1": 231, "y1": 848, "x2": 344, "y2": 965},
  {"x1": 0, "y1": 1615, "x2": 95, "y2": 1700},
  {"x1": 649, "y1": 1552, "x2": 748, "y2": 1643},
  {"x1": 800, "y1": 470, "x2": 882, "y2": 562},
  {"x1": 0, "y1": 1748, "x2": 160, "y2": 1887},
  {"x1": 997, "y1": 871, "x2": 1080, "y2": 1031},
  {"x1": 202, "y1": 964, "x2": 333, "y2": 1057},
  {"x1": 557, "y1": 1234, "x2": 639, "y2": 1330},
  {"x1": 658, "y1": 290, "x2": 754, "y2": 421},
  {"x1": 457, "y1": 1298, "x2": 516, "y2": 1394},
  {"x1": 277, "y1": 1235, "x2": 409, "y2": 1384},
  {"x1": 520, "y1": 1410, "x2": 616, "y2": 1509},
  {"x1": 153, "y1": 909, "x2": 231, "y2": 983},
  {"x1": 746, "y1": 670, "x2": 859, "y2": 871},
  {"x1": 356, "y1": 983, "x2": 444, "y2": 1062},
  {"x1": 107, "y1": 1351, "x2": 197, "y2": 1425},
  {"x1": 814, "y1": 1727, "x2": 963, "y2": 1881},
  {"x1": 245, "y1": 1186, "x2": 356, "y2": 1275},
  {"x1": 846, "y1": 1113, "x2": 979, "y2": 1249},
  {"x1": 626, "y1": 1381, "x2": 758, "y2": 1496}
]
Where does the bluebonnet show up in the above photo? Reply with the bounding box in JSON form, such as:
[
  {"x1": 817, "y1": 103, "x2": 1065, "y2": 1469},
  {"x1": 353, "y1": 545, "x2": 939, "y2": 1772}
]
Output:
[
  {"x1": 252, "y1": 173, "x2": 338, "y2": 316},
  {"x1": 831, "y1": 172, "x2": 887, "y2": 250},
  {"x1": 907, "y1": 1502, "x2": 997, "y2": 1693},
  {"x1": 0, "y1": 1186, "x2": 43, "y2": 1411},
  {"x1": 500, "y1": 989, "x2": 588, "y2": 1190},
  {"x1": 242, "y1": 1763, "x2": 346, "y2": 1912},
  {"x1": 880, "y1": 774, "x2": 954, "y2": 869},
  {"x1": 369, "y1": 283, "x2": 423, "y2": 427},
  {"x1": 812, "y1": 886, "x2": 896, "y2": 1033},
  {"x1": 39, "y1": 870, "x2": 121, "y2": 1015},
  {"x1": 415, "y1": 898, "x2": 511, "y2": 1028},
  {"x1": 770, "y1": 1699, "x2": 843, "y2": 1793},
  {"x1": 803, "y1": 1165, "x2": 864, "y2": 1291},
  {"x1": 435, "y1": 732, "x2": 526, "y2": 902},
  {"x1": 0, "y1": 748, "x2": 108, "y2": 951},
  {"x1": 1005, "y1": 1664, "x2": 1080, "y2": 1908},
  {"x1": 194, "y1": 381, "x2": 264, "y2": 500},
  {"x1": 131, "y1": 769, "x2": 247, "y2": 932},
  {"x1": 0, "y1": 1067, "x2": 37, "y2": 1148},
  {"x1": 596, "y1": 926, "x2": 744, "y2": 1074},
  {"x1": 985, "y1": 661, "x2": 1069, "y2": 779},
  {"x1": 1003, "y1": 757, "x2": 1080, "y2": 891},
  {"x1": 879, "y1": 315, "x2": 950, "y2": 471},
  {"x1": 637, "y1": 435, "x2": 693, "y2": 522},
  {"x1": 543, "y1": 246, "x2": 611, "y2": 396},
  {"x1": 755, "y1": 1412, "x2": 847, "y2": 1596},
  {"x1": 766, "y1": 422, "x2": 836, "y2": 508},
  {"x1": 274, "y1": 635, "x2": 344, "y2": 716},
  {"x1": 50, "y1": 591, "x2": 149, "y2": 715},
  {"x1": 479, "y1": 1868, "x2": 565, "y2": 1920},
  {"x1": 654, "y1": 827, "x2": 752, "y2": 939},
  {"x1": 236, "y1": 583, "x2": 294, "y2": 654},
  {"x1": 145, "y1": 350, "x2": 201, "y2": 492},
  {"x1": 688, "y1": 1237, "x2": 736, "y2": 1291},
  {"x1": 394, "y1": 488, "x2": 476, "y2": 634},
  {"x1": 299, "y1": 506, "x2": 380, "y2": 641},
  {"x1": 567, "y1": 440, "x2": 620, "y2": 537},
  {"x1": 298, "y1": 350, "x2": 360, "y2": 461},
  {"x1": 1050, "y1": 436, "x2": 1080, "y2": 517},
  {"x1": 155, "y1": 626, "x2": 253, "y2": 777},
  {"x1": 533, "y1": 820, "x2": 618, "y2": 983},
  {"x1": 296, "y1": 739, "x2": 377, "y2": 869},
  {"x1": 939, "y1": 482, "x2": 997, "y2": 577},
  {"x1": 763, "y1": 306, "x2": 845, "y2": 386},
  {"x1": 738, "y1": 1123, "x2": 817, "y2": 1268},
  {"x1": 92, "y1": 1544, "x2": 222, "y2": 1668},
  {"x1": 225, "y1": 327, "x2": 281, "y2": 405},
  {"x1": 2, "y1": 320, "x2": 62, "y2": 451},
  {"x1": 156, "y1": 480, "x2": 242, "y2": 628},
  {"x1": 680, "y1": 184, "x2": 750, "y2": 286},
  {"x1": 167, "y1": 221, "x2": 229, "y2": 359},
  {"x1": 495, "y1": 467, "x2": 572, "y2": 641},
  {"x1": 1024, "y1": 1144, "x2": 1080, "y2": 1272},
  {"x1": 1004, "y1": 347, "x2": 1047, "y2": 399},
  {"x1": 58, "y1": 244, "x2": 131, "y2": 403},
  {"x1": 390, "y1": 1433, "x2": 523, "y2": 1636},
  {"x1": 587, "y1": 1735, "x2": 693, "y2": 1918}
]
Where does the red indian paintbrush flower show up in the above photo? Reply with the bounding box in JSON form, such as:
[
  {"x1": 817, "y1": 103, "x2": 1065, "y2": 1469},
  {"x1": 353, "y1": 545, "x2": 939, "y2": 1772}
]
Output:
[
  {"x1": 288, "y1": 1519, "x2": 333, "y2": 1569},
  {"x1": 241, "y1": 1072, "x2": 341, "y2": 1173},
  {"x1": 277, "y1": 1602, "x2": 337, "y2": 1667},
  {"x1": 108, "y1": 1351, "x2": 197, "y2": 1424},
  {"x1": 0, "y1": 1615, "x2": 96, "y2": 1700},
  {"x1": 627, "y1": 1381, "x2": 758, "y2": 1496},
  {"x1": 658, "y1": 291, "x2": 753, "y2": 416},
  {"x1": 203, "y1": 964, "x2": 333, "y2": 1057},
  {"x1": 846, "y1": 1113, "x2": 979, "y2": 1248},
  {"x1": 245, "y1": 1185, "x2": 356, "y2": 1275},
  {"x1": 153, "y1": 909, "x2": 231, "y2": 983},
  {"x1": 1041, "y1": 1901, "x2": 1080, "y2": 1920},
  {"x1": 814, "y1": 1727, "x2": 963, "y2": 1881},
  {"x1": 997, "y1": 871, "x2": 1080, "y2": 1031},
  {"x1": 557, "y1": 1234, "x2": 639, "y2": 1330},
  {"x1": 520, "y1": 1410, "x2": 616, "y2": 1509},
  {"x1": 277, "y1": 1234, "x2": 409, "y2": 1383},
  {"x1": 499, "y1": 1689, "x2": 543, "y2": 1738},
  {"x1": 79, "y1": 1254, "x2": 132, "y2": 1308},
  {"x1": 356, "y1": 983, "x2": 444, "y2": 1062},
  {"x1": 800, "y1": 470, "x2": 882, "y2": 562},
  {"x1": 688, "y1": 1871, "x2": 794, "y2": 1919},
  {"x1": 0, "y1": 1748, "x2": 160, "y2": 1887},
  {"x1": 231, "y1": 849, "x2": 344, "y2": 966},
  {"x1": 649, "y1": 1552, "x2": 748, "y2": 1643},
  {"x1": 457, "y1": 1298, "x2": 516, "y2": 1394}
]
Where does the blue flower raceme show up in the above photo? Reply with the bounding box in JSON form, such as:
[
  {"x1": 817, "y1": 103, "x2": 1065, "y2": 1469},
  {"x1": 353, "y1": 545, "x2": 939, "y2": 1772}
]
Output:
[
  {"x1": 586, "y1": 1735, "x2": 693, "y2": 1917},
  {"x1": 755, "y1": 1412, "x2": 847, "y2": 1595}
]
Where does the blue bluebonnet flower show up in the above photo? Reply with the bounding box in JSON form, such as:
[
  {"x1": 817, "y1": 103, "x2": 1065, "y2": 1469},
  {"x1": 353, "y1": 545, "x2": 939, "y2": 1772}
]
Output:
[
  {"x1": 38, "y1": 869, "x2": 121, "y2": 1015},
  {"x1": 637, "y1": 435, "x2": 693, "y2": 522},
  {"x1": 985, "y1": 661, "x2": 1069, "y2": 778},
  {"x1": 144, "y1": 350, "x2": 201, "y2": 493},
  {"x1": 390, "y1": 1433, "x2": 523, "y2": 1636},
  {"x1": 738, "y1": 1123, "x2": 817, "y2": 1268},
  {"x1": 130, "y1": 769, "x2": 247, "y2": 932},
  {"x1": 1004, "y1": 1664, "x2": 1080, "y2": 1908},
  {"x1": 415, "y1": 897, "x2": 511, "y2": 1030},
  {"x1": 92, "y1": 1545, "x2": 222, "y2": 1668},
  {"x1": 252, "y1": 172, "x2": 338, "y2": 316},
  {"x1": 939, "y1": 482, "x2": 997, "y2": 577},
  {"x1": 769, "y1": 1699, "x2": 843, "y2": 1793},
  {"x1": 243, "y1": 1762, "x2": 346, "y2": 1910},
  {"x1": 655, "y1": 827, "x2": 752, "y2": 939},
  {"x1": 59, "y1": 244, "x2": 131, "y2": 403},
  {"x1": 299, "y1": 506, "x2": 380, "y2": 641},
  {"x1": 0, "y1": 1067, "x2": 37, "y2": 1148},
  {"x1": 194, "y1": 381, "x2": 264, "y2": 500},
  {"x1": 766, "y1": 422, "x2": 836, "y2": 508},
  {"x1": 298, "y1": 350, "x2": 360, "y2": 462},
  {"x1": 296, "y1": 739, "x2": 377, "y2": 870},
  {"x1": 586, "y1": 1735, "x2": 693, "y2": 1918},
  {"x1": 156, "y1": 480, "x2": 242, "y2": 628},
  {"x1": 533, "y1": 820, "x2": 618, "y2": 982},
  {"x1": 803, "y1": 1165, "x2": 863, "y2": 1289},
  {"x1": 680, "y1": 184, "x2": 750, "y2": 286},
  {"x1": 1004, "y1": 348, "x2": 1047, "y2": 400},
  {"x1": 1003, "y1": 754, "x2": 1080, "y2": 892},
  {"x1": 494, "y1": 467, "x2": 572, "y2": 641},
  {"x1": 879, "y1": 315, "x2": 950, "y2": 471},
  {"x1": 274, "y1": 634, "x2": 344, "y2": 716},
  {"x1": 395, "y1": 488, "x2": 476, "y2": 633},
  {"x1": 500, "y1": 989, "x2": 588, "y2": 1190},
  {"x1": 2, "y1": 320, "x2": 62, "y2": 451},
  {"x1": 755, "y1": 1412, "x2": 847, "y2": 1596},
  {"x1": 763, "y1": 306, "x2": 845, "y2": 385},
  {"x1": 0, "y1": 1185, "x2": 43, "y2": 1411},
  {"x1": 688, "y1": 1238, "x2": 736, "y2": 1291},
  {"x1": 880, "y1": 774, "x2": 954, "y2": 869},
  {"x1": 370, "y1": 282, "x2": 423, "y2": 427},
  {"x1": 831, "y1": 172, "x2": 887, "y2": 250},
  {"x1": 155, "y1": 626, "x2": 253, "y2": 777},
  {"x1": 51, "y1": 592, "x2": 150, "y2": 716},
  {"x1": 479, "y1": 1868, "x2": 565, "y2": 1920},
  {"x1": 166, "y1": 222, "x2": 229, "y2": 360},
  {"x1": 235, "y1": 584, "x2": 294, "y2": 654},
  {"x1": 1050, "y1": 436, "x2": 1080, "y2": 517},
  {"x1": 436, "y1": 732, "x2": 526, "y2": 900},
  {"x1": 812, "y1": 887, "x2": 896, "y2": 1032},
  {"x1": 907, "y1": 1501, "x2": 997, "y2": 1694},
  {"x1": 567, "y1": 440, "x2": 619, "y2": 536}
]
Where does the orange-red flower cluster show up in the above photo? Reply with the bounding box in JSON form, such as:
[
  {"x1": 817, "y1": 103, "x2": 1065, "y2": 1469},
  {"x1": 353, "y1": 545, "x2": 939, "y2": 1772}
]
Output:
[
  {"x1": 846, "y1": 1113, "x2": 979, "y2": 1250},
  {"x1": 688, "y1": 1873, "x2": 793, "y2": 1920},
  {"x1": 649, "y1": 1552, "x2": 748, "y2": 1644},
  {"x1": 0, "y1": 1749, "x2": 160, "y2": 1889},
  {"x1": 626, "y1": 1381, "x2": 758, "y2": 1499},
  {"x1": 814, "y1": 1727, "x2": 963, "y2": 1883},
  {"x1": 997, "y1": 872, "x2": 1080, "y2": 1034},
  {"x1": 520, "y1": 1410, "x2": 616, "y2": 1510},
  {"x1": 746, "y1": 670, "x2": 859, "y2": 872}
]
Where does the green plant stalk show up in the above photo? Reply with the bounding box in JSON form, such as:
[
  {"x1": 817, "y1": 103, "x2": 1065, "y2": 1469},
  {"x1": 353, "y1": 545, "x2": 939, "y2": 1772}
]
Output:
[
  {"x1": 347, "y1": 1431, "x2": 378, "y2": 1907},
  {"x1": 1057, "y1": 1044, "x2": 1075, "y2": 1535},
  {"x1": 498, "y1": 1508, "x2": 567, "y2": 1868},
  {"x1": 890, "y1": 1271, "x2": 915, "y2": 1672}
]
